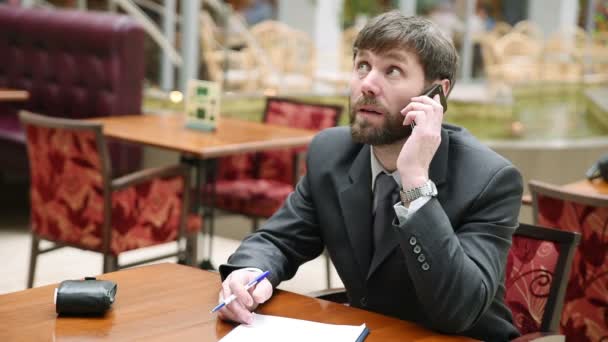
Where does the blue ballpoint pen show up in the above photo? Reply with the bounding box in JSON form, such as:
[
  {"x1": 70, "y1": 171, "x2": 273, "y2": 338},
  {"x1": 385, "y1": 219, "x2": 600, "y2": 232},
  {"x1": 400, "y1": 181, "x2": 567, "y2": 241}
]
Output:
[{"x1": 210, "y1": 270, "x2": 271, "y2": 313}]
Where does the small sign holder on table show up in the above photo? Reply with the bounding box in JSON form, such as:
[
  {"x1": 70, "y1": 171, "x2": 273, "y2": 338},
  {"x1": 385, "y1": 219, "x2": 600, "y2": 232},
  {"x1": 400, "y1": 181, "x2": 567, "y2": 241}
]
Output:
[{"x1": 185, "y1": 79, "x2": 221, "y2": 131}]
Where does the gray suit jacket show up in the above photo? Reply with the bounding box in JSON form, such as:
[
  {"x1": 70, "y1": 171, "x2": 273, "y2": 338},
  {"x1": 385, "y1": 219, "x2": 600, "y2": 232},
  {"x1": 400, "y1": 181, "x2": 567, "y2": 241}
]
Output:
[{"x1": 220, "y1": 125, "x2": 523, "y2": 341}]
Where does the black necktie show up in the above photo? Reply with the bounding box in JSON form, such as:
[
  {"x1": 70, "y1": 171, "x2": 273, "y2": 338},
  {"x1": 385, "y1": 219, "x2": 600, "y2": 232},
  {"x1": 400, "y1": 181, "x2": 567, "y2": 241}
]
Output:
[{"x1": 373, "y1": 173, "x2": 398, "y2": 250}]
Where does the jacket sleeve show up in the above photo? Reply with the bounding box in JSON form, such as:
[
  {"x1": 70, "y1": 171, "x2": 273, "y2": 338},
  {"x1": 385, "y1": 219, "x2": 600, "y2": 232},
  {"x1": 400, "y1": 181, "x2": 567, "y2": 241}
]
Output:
[
  {"x1": 219, "y1": 171, "x2": 324, "y2": 287},
  {"x1": 395, "y1": 164, "x2": 523, "y2": 333}
]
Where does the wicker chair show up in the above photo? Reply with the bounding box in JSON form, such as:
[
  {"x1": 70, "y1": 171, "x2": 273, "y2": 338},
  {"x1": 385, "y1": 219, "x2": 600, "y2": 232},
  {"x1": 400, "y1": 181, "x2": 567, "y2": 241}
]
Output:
[{"x1": 250, "y1": 20, "x2": 315, "y2": 92}]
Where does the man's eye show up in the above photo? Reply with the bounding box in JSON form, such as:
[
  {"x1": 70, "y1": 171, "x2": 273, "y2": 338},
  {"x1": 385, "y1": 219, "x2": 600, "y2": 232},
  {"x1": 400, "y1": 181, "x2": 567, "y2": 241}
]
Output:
[
  {"x1": 387, "y1": 67, "x2": 402, "y2": 77},
  {"x1": 356, "y1": 62, "x2": 370, "y2": 74}
]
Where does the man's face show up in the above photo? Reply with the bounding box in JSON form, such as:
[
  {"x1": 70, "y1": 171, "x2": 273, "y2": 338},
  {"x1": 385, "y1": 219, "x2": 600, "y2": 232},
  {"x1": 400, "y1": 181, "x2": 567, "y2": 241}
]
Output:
[{"x1": 349, "y1": 48, "x2": 427, "y2": 145}]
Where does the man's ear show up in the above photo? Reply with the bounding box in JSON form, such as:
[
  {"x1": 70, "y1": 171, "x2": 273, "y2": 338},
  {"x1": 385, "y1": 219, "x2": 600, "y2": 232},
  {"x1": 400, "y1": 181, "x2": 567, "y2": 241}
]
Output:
[{"x1": 440, "y1": 79, "x2": 451, "y2": 97}]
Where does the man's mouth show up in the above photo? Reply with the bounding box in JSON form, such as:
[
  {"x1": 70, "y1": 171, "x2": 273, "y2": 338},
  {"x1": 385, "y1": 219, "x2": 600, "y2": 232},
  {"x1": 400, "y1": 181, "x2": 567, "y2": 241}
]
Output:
[{"x1": 357, "y1": 106, "x2": 384, "y2": 116}]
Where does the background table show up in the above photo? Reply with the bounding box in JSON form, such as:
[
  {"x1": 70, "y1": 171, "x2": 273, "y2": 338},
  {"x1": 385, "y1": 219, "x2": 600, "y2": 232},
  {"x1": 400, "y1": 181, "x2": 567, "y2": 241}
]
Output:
[
  {"x1": 562, "y1": 178, "x2": 608, "y2": 195},
  {"x1": 89, "y1": 114, "x2": 315, "y2": 158},
  {"x1": 89, "y1": 114, "x2": 317, "y2": 268},
  {"x1": 0, "y1": 263, "x2": 477, "y2": 341}
]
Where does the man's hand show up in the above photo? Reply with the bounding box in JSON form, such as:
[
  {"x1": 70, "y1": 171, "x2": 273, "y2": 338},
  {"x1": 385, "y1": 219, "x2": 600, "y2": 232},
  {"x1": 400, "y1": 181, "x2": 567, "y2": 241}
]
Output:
[
  {"x1": 398, "y1": 94, "x2": 444, "y2": 189},
  {"x1": 217, "y1": 269, "x2": 273, "y2": 324}
]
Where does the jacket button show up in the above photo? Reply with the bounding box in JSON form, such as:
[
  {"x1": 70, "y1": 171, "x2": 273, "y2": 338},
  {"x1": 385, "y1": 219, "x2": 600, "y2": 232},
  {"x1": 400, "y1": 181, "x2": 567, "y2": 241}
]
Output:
[
  {"x1": 360, "y1": 296, "x2": 368, "y2": 307},
  {"x1": 422, "y1": 262, "x2": 430, "y2": 271},
  {"x1": 413, "y1": 245, "x2": 421, "y2": 254},
  {"x1": 409, "y1": 236, "x2": 417, "y2": 246},
  {"x1": 417, "y1": 254, "x2": 426, "y2": 263}
]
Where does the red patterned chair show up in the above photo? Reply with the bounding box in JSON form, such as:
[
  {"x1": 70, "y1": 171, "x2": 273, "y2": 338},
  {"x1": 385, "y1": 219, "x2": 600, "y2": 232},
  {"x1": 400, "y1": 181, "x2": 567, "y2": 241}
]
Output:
[
  {"x1": 0, "y1": 5, "x2": 145, "y2": 178},
  {"x1": 205, "y1": 97, "x2": 342, "y2": 284},
  {"x1": 506, "y1": 223, "x2": 580, "y2": 337},
  {"x1": 311, "y1": 223, "x2": 580, "y2": 341},
  {"x1": 210, "y1": 97, "x2": 343, "y2": 230},
  {"x1": 20, "y1": 111, "x2": 201, "y2": 288},
  {"x1": 529, "y1": 180, "x2": 608, "y2": 341}
]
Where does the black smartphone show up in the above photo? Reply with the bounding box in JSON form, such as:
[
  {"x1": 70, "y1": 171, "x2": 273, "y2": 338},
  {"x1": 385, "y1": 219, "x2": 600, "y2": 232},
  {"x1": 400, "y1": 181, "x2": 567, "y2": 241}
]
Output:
[{"x1": 421, "y1": 84, "x2": 448, "y2": 112}]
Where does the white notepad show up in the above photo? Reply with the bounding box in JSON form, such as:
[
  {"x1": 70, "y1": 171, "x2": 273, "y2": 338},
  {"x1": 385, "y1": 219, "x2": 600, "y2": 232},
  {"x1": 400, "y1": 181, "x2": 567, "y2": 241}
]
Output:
[{"x1": 219, "y1": 314, "x2": 369, "y2": 342}]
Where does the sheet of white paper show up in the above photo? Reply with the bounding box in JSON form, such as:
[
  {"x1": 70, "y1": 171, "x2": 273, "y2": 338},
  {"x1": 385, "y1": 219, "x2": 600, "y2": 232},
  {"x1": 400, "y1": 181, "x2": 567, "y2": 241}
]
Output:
[{"x1": 219, "y1": 314, "x2": 367, "y2": 342}]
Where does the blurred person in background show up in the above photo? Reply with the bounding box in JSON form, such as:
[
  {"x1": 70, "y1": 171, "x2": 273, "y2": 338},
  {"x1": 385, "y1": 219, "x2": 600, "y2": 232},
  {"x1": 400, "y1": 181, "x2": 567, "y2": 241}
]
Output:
[{"x1": 427, "y1": 0, "x2": 464, "y2": 49}]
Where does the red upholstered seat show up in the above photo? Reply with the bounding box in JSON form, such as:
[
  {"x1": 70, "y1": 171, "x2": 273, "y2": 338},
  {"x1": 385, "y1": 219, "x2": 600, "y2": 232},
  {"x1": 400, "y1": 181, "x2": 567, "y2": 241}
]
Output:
[
  {"x1": 211, "y1": 97, "x2": 343, "y2": 227},
  {"x1": 215, "y1": 179, "x2": 293, "y2": 217},
  {"x1": 21, "y1": 111, "x2": 200, "y2": 288},
  {"x1": 529, "y1": 180, "x2": 608, "y2": 341}
]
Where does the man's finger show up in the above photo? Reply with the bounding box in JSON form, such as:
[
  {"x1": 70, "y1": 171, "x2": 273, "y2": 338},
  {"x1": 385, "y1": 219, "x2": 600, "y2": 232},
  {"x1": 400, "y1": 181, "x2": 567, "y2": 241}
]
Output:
[
  {"x1": 217, "y1": 305, "x2": 237, "y2": 322},
  {"x1": 403, "y1": 111, "x2": 426, "y2": 126},
  {"x1": 250, "y1": 279, "x2": 273, "y2": 304},
  {"x1": 402, "y1": 102, "x2": 432, "y2": 114},
  {"x1": 411, "y1": 95, "x2": 443, "y2": 111},
  {"x1": 219, "y1": 302, "x2": 253, "y2": 325},
  {"x1": 221, "y1": 282, "x2": 232, "y2": 301},
  {"x1": 226, "y1": 298, "x2": 254, "y2": 324},
  {"x1": 216, "y1": 289, "x2": 254, "y2": 325},
  {"x1": 229, "y1": 278, "x2": 254, "y2": 307}
]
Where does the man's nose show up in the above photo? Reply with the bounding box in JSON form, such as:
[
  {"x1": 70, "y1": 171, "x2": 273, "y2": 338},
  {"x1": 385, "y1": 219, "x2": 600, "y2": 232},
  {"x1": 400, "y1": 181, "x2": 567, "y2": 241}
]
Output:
[{"x1": 360, "y1": 71, "x2": 381, "y2": 97}]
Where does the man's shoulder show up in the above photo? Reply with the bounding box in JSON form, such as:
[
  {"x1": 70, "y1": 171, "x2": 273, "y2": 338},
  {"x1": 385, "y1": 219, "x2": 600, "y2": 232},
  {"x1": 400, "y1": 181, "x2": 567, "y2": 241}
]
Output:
[
  {"x1": 312, "y1": 126, "x2": 351, "y2": 144},
  {"x1": 310, "y1": 126, "x2": 361, "y2": 153},
  {"x1": 308, "y1": 126, "x2": 365, "y2": 167},
  {"x1": 443, "y1": 123, "x2": 513, "y2": 169}
]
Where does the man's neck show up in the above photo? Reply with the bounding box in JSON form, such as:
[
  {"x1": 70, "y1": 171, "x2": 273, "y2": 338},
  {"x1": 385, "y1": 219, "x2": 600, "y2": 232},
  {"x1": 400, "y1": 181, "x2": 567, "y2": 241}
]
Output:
[{"x1": 372, "y1": 139, "x2": 406, "y2": 172}]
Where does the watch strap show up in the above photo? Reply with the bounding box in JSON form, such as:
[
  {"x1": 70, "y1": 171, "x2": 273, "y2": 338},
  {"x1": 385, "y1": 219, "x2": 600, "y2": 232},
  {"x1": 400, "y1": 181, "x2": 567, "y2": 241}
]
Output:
[{"x1": 400, "y1": 180, "x2": 437, "y2": 204}]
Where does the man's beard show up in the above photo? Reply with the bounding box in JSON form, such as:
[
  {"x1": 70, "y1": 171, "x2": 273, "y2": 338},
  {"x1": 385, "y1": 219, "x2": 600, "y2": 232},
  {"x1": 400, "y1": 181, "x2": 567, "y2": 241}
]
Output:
[{"x1": 349, "y1": 95, "x2": 412, "y2": 145}]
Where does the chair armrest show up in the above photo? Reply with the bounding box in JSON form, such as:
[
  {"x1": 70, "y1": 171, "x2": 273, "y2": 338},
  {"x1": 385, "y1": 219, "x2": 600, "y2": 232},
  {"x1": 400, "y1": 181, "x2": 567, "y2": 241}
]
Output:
[
  {"x1": 111, "y1": 165, "x2": 189, "y2": 191},
  {"x1": 511, "y1": 332, "x2": 565, "y2": 342},
  {"x1": 307, "y1": 288, "x2": 348, "y2": 304}
]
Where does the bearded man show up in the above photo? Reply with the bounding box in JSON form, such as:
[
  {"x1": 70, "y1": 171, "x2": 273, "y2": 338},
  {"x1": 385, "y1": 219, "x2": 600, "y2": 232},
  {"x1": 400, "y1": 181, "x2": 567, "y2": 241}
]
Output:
[{"x1": 216, "y1": 11, "x2": 523, "y2": 341}]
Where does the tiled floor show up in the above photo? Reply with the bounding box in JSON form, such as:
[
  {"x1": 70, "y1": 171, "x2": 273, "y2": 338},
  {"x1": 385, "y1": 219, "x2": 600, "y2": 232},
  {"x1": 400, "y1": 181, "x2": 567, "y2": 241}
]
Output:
[{"x1": 0, "y1": 181, "x2": 343, "y2": 296}]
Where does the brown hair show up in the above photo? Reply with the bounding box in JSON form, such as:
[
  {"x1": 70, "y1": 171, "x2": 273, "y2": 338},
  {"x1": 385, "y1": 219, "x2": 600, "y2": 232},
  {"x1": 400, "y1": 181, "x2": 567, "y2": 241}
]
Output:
[{"x1": 353, "y1": 10, "x2": 459, "y2": 87}]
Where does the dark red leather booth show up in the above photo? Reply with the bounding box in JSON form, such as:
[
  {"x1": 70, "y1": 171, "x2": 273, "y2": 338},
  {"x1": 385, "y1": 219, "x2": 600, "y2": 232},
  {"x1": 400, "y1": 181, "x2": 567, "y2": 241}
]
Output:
[{"x1": 0, "y1": 5, "x2": 145, "y2": 178}]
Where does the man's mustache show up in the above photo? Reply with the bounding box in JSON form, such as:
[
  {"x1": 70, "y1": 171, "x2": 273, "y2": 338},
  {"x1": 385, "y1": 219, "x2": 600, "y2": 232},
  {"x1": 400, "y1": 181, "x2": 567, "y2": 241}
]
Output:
[
  {"x1": 355, "y1": 96, "x2": 379, "y2": 107},
  {"x1": 353, "y1": 96, "x2": 388, "y2": 113}
]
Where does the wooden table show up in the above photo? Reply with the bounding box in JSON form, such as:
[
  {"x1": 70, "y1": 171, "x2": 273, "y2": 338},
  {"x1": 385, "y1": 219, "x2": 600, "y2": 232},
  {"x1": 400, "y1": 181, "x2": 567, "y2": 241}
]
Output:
[
  {"x1": 522, "y1": 179, "x2": 608, "y2": 205},
  {"x1": 0, "y1": 263, "x2": 477, "y2": 341},
  {"x1": 89, "y1": 114, "x2": 315, "y2": 159},
  {"x1": 562, "y1": 178, "x2": 608, "y2": 195},
  {"x1": 0, "y1": 88, "x2": 29, "y2": 102},
  {"x1": 88, "y1": 114, "x2": 317, "y2": 268}
]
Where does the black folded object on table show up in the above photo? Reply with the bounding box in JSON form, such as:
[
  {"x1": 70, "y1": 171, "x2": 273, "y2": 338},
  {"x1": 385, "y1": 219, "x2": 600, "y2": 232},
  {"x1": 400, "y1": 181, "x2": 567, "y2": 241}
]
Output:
[
  {"x1": 586, "y1": 154, "x2": 608, "y2": 182},
  {"x1": 55, "y1": 277, "x2": 117, "y2": 315}
]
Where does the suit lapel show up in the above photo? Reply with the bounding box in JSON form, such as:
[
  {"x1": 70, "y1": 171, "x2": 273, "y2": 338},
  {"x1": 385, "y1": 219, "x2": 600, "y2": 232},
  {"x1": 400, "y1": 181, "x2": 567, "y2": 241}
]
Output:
[
  {"x1": 366, "y1": 128, "x2": 451, "y2": 280},
  {"x1": 338, "y1": 144, "x2": 373, "y2": 280}
]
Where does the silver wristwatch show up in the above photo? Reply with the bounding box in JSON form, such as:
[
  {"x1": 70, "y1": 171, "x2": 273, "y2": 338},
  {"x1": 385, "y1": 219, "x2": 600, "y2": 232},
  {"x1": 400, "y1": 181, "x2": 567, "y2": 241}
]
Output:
[{"x1": 400, "y1": 179, "x2": 437, "y2": 204}]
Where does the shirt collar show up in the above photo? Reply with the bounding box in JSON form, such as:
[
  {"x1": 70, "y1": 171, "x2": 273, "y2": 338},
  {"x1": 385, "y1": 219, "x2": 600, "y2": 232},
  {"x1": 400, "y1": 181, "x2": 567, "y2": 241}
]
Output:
[{"x1": 370, "y1": 146, "x2": 402, "y2": 191}]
